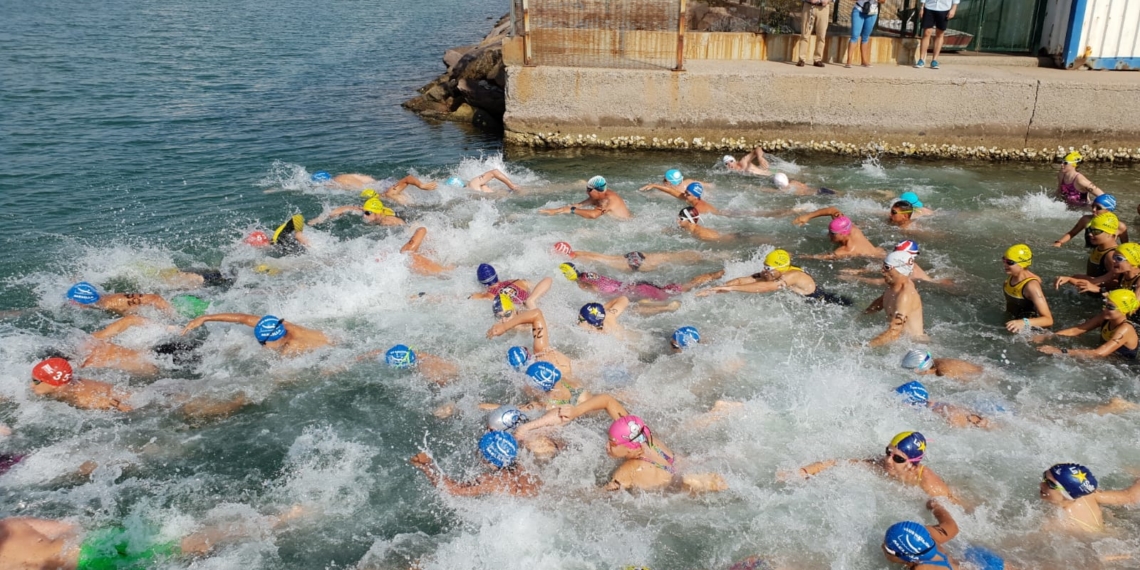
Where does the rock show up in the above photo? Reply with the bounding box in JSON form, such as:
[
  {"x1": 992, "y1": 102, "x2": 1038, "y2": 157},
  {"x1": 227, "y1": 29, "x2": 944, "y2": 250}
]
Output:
[
  {"x1": 424, "y1": 82, "x2": 449, "y2": 103},
  {"x1": 444, "y1": 44, "x2": 477, "y2": 70},
  {"x1": 472, "y1": 107, "x2": 503, "y2": 132},
  {"x1": 454, "y1": 45, "x2": 503, "y2": 83},
  {"x1": 458, "y1": 78, "x2": 505, "y2": 115},
  {"x1": 449, "y1": 103, "x2": 475, "y2": 122},
  {"x1": 401, "y1": 95, "x2": 450, "y2": 119},
  {"x1": 698, "y1": 7, "x2": 752, "y2": 32},
  {"x1": 687, "y1": 2, "x2": 709, "y2": 29}
]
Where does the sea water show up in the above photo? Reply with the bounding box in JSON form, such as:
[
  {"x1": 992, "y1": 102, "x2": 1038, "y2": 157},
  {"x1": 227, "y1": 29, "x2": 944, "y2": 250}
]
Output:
[{"x1": 3, "y1": 0, "x2": 1140, "y2": 568}]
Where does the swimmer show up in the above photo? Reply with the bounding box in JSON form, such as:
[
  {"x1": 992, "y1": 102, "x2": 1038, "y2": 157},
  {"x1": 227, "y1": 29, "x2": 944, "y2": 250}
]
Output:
[
  {"x1": 838, "y1": 241, "x2": 951, "y2": 286},
  {"x1": 554, "y1": 241, "x2": 707, "y2": 272},
  {"x1": 677, "y1": 206, "x2": 731, "y2": 241},
  {"x1": 866, "y1": 252, "x2": 927, "y2": 347},
  {"x1": 1035, "y1": 288, "x2": 1140, "y2": 360},
  {"x1": 1055, "y1": 151, "x2": 1104, "y2": 208},
  {"x1": 539, "y1": 176, "x2": 632, "y2": 219},
  {"x1": 312, "y1": 170, "x2": 436, "y2": 196},
  {"x1": 1040, "y1": 462, "x2": 1140, "y2": 532},
  {"x1": 356, "y1": 344, "x2": 458, "y2": 385},
  {"x1": 182, "y1": 313, "x2": 331, "y2": 356},
  {"x1": 442, "y1": 168, "x2": 521, "y2": 194},
  {"x1": 722, "y1": 147, "x2": 771, "y2": 176},
  {"x1": 1001, "y1": 244, "x2": 1054, "y2": 333},
  {"x1": 398, "y1": 227, "x2": 455, "y2": 275},
  {"x1": 469, "y1": 263, "x2": 552, "y2": 309},
  {"x1": 766, "y1": 172, "x2": 836, "y2": 196},
  {"x1": 577, "y1": 297, "x2": 630, "y2": 337},
  {"x1": 895, "y1": 381, "x2": 993, "y2": 429},
  {"x1": 409, "y1": 432, "x2": 541, "y2": 497},
  {"x1": 486, "y1": 307, "x2": 575, "y2": 377},
  {"x1": 308, "y1": 190, "x2": 404, "y2": 226},
  {"x1": 900, "y1": 349, "x2": 984, "y2": 381},
  {"x1": 604, "y1": 415, "x2": 727, "y2": 493},
  {"x1": 1074, "y1": 212, "x2": 1121, "y2": 278},
  {"x1": 1056, "y1": 242, "x2": 1140, "y2": 296},
  {"x1": 258, "y1": 213, "x2": 310, "y2": 255},
  {"x1": 479, "y1": 361, "x2": 587, "y2": 415},
  {"x1": 881, "y1": 500, "x2": 963, "y2": 570},
  {"x1": 638, "y1": 169, "x2": 709, "y2": 198},
  {"x1": 897, "y1": 191, "x2": 934, "y2": 218},
  {"x1": 791, "y1": 208, "x2": 887, "y2": 258},
  {"x1": 697, "y1": 249, "x2": 853, "y2": 306},
  {"x1": 794, "y1": 431, "x2": 960, "y2": 504},
  {"x1": 640, "y1": 180, "x2": 719, "y2": 215},
  {"x1": 75, "y1": 313, "x2": 204, "y2": 376},
  {"x1": 670, "y1": 326, "x2": 701, "y2": 352},
  {"x1": 65, "y1": 282, "x2": 175, "y2": 317},
  {"x1": 1053, "y1": 193, "x2": 1128, "y2": 248},
  {"x1": 559, "y1": 261, "x2": 723, "y2": 302},
  {"x1": 374, "y1": 175, "x2": 440, "y2": 205}
]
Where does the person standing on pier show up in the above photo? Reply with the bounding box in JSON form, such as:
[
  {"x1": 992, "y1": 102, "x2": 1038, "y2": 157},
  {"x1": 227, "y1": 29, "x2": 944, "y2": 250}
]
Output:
[
  {"x1": 797, "y1": 0, "x2": 831, "y2": 67},
  {"x1": 916, "y1": 0, "x2": 960, "y2": 69}
]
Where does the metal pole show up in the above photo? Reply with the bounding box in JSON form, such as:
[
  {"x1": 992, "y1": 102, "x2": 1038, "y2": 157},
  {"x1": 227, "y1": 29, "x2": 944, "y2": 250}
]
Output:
[
  {"x1": 522, "y1": 0, "x2": 533, "y2": 66},
  {"x1": 674, "y1": 0, "x2": 687, "y2": 71}
]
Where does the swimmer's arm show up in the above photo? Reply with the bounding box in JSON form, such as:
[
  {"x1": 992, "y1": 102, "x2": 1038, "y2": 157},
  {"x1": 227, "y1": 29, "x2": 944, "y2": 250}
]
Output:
[
  {"x1": 487, "y1": 309, "x2": 541, "y2": 338},
  {"x1": 639, "y1": 183, "x2": 683, "y2": 198},
  {"x1": 307, "y1": 206, "x2": 360, "y2": 225},
  {"x1": 564, "y1": 394, "x2": 629, "y2": 422},
  {"x1": 931, "y1": 402, "x2": 992, "y2": 429},
  {"x1": 573, "y1": 206, "x2": 607, "y2": 219},
  {"x1": 91, "y1": 314, "x2": 153, "y2": 340},
  {"x1": 181, "y1": 313, "x2": 260, "y2": 334},
  {"x1": 1024, "y1": 281, "x2": 1054, "y2": 328},
  {"x1": 1080, "y1": 331, "x2": 1135, "y2": 359},
  {"x1": 703, "y1": 281, "x2": 782, "y2": 295},
  {"x1": 1076, "y1": 173, "x2": 1102, "y2": 196},
  {"x1": 1055, "y1": 216, "x2": 1091, "y2": 246},
  {"x1": 1094, "y1": 478, "x2": 1140, "y2": 506},
  {"x1": 1055, "y1": 315, "x2": 1105, "y2": 337},
  {"x1": 864, "y1": 295, "x2": 884, "y2": 314},
  {"x1": 795, "y1": 459, "x2": 846, "y2": 478},
  {"x1": 925, "y1": 500, "x2": 960, "y2": 544},
  {"x1": 791, "y1": 207, "x2": 841, "y2": 226},
  {"x1": 1054, "y1": 276, "x2": 1103, "y2": 294},
  {"x1": 604, "y1": 296, "x2": 630, "y2": 319},
  {"x1": 868, "y1": 312, "x2": 907, "y2": 347}
]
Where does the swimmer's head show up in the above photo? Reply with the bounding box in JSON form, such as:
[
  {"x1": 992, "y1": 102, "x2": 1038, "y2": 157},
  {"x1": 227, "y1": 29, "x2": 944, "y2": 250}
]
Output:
[
  {"x1": 553, "y1": 241, "x2": 574, "y2": 257},
  {"x1": 507, "y1": 346, "x2": 531, "y2": 370},
  {"x1": 254, "y1": 315, "x2": 287, "y2": 344},
  {"x1": 1104, "y1": 288, "x2": 1140, "y2": 316},
  {"x1": 1093, "y1": 193, "x2": 1117, "y2": 212},
  {"x1": 685, "y1": 182, "x2": 704, "y2": 200},
  {"x1": 171, "y1": 294, "x2": 209, "y2": 319},
  {"x1": 1003, "y1": 243, "x2": 1032, "y2": 268},
  {"x1": 578, "y1": 302, "x2": 606, "y2": 329},
  {"x1": 883, "y1": 522, "x2": 938, "y2": 563},
  {"x1": 586, "y1": 176, "x2": 607, "y2": 193},
  {"x1": 763, "y1": 249, "x2": 793, "y2": 273},
  {"x1": 311, "y1": 171, "x2": 332, "y2": 182},
  {"x1": 362, "y1": 197, "x2": 394, "y2": 216},
  {"x1": 445, "y1": 176, "x2": 464, "y2": 187},
  {"x1": 1088, "y1": 212, "x2": 1120, "y2": 236},
  {"x1": 890, "y1": 200, "x2": 915, "y2": 219},
  {"x1": 486, "y1": 405, "x2": 528, "y2": 432},
  {"x1": 1044, "y1": 463, "x2": 1098, "y2": 499},
  {"x1": 1115, "y1": 242, "x2": 1140, "y2": 267},
  {"x1": 360, "y1": 188, "x2": 378, "y2": 199},
  {"x1": 477, "y1": 263, "x2": 499, "y2": 286},
  {"x1": 492, "y1": 293, "x2": 515, "y2": 319},
  {"x1": 679, "y1": 206, "x2": 700, "y2": 225},
  {"x1": 608, "y1": 415, "x2": 650, "y2": 450},
  {"x1": 524, "y1": 361, "x2": 562, "y2": 392},
  {"x1": 827, "y1": 216, "x2": 852, "y2": 235},
  {"x1": 32, "y1": 357, "x2": 74, "y2": 387},
  {"x1": 887, "y1": 431, "x2": 926, "y2": 463},
  {"x1": 895, "y1": 240, "x2": 920, "y2": 256},
  {"x1": 665, "y1": 169, "x2": 683, "y2": 185},
  {"x1": 722, "y1": 155, "x2": 736, "y2": 166},
  {"x1": 884, "y1": 251, "x2": 914, "y2": 277},
  {"x1": 66, "y1": 282, "x2": 100, "y2": 305},
  {"x1": 559, "y1": 262, "x2": 580, "y2": 281},
  {"x1": 1064, "y1": 151, "x2": 1082, "y2": 166},
  {"x1": 245, "y1": 231, "x2": 270, "y2": 247},
  {"x1": 898, "y1": 191, "x2": 924, "y2": 209},
  {"x1": 625, "y1": 251, "x2": 645, "y2": 269},
  {"x1": 384, "y1": 344, "x2": 417, "y2": 368},
  {"x1": 901, "y1": 349, "x2": 934, "y2": 372},
  {"x1": 671, "y1": 326, "x2": 700, "y2": 349},
  {"x1": 479, "y1": 431, "x2": 518, "y2": 468},
  {"x1": 773, "y1": 172, "x2": 789, "y2": 189},
  {"x1": 894, "y1": 381, "x2": 929, "y2": 407}
]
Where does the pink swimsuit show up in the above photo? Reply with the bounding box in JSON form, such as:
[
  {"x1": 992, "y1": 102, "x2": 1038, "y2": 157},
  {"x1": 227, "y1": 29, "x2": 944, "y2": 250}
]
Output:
[{"x1": 579, "y1": 272, "x2": 681, "y2": 301}]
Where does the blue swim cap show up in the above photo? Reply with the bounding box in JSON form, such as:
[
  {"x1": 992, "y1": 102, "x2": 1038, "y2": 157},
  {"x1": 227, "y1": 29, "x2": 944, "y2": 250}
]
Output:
[
  {"x1": 671, "y1": 326, "x2": 700, "y2": 348},
  {"x1": 311, "y1": 171, "x2": 332, "y2": 182},
  {"x1": 665, "y1": 169, "x2": 683, "y2": 185},
  {"x1": 1046, "y1": 463, "x2": 1098, "y2": 499},
  {"x1": 899, "y1": 191, "x2": 924, "y2": 208},
  {"x1": 889, "y1": 431, "x2": 927, "y2": 462},
  {"x1": 254, "y1": 315, "x2": 287, "y2": 344},
  {"x1": 883, "y1": 521, "x2": 938, "y2": 562},
  {"x1": 578, "y1": 303, "x2": 606, "y2": 328},
  {"x1": 895, "y1": 381, "x2": 929, "y2": 406},
  {"x1": 685, "y1": 182, "x2": 704, "y2": 199},
  {"x1": 507, "y1": 346, "x2": 531, "y2": 370},
  {"x1": 477, "y1": 263, "x2": 498, "y2": 285},
  {"x1": 66, "y1": 282, "x2": 101, "y2": 305},
  {"x1": 479, "y1": 431, "x2": 518, "y2": 468},
  {"x1": 587, "y1": 176, "x2": 607, "y2": 192},
  {"x1": 445, "y1": 176, "x2": 464, "y2": 187},
  {"x1": 486, "y1": 405, "x2": 528, "y2": 432},
  {"x1": 1094, "y1": 193, "x2": 1117, "y2": 211},
  {"x1": 385, "y1": 344, "x2": 417, "y2": 368},
  {"x1": 524, "y1": 361, "x2": 562, "y2": 392}
]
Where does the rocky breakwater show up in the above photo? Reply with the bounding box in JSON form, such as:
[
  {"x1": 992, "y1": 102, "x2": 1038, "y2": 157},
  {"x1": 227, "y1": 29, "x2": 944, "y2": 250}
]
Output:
[{"x1": 402, "y1": 14, "x2": 509, "y2": 131}]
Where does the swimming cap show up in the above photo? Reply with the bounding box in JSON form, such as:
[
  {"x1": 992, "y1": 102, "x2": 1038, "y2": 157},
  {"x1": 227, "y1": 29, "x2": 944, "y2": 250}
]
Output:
[
  {"x1": 445, "y1": 176, "x2": 464, "y2": 187},
  {"x1": 486, "y1": 405, "x2": 528, "y2": 432},
  {"x1": 245, "y1": 231, "x2": 270, "y2": 247},
  {"x1": 665, "y1": 169, "x2": 683, "y2": 185},
  {"x1": 722, "y1": 155, "x2": 736, "y2": 165},
  {"x1": 1064, "y1": 151, "x2": 1083, "y2": 165},
  {"x1": 888, "y1": 431, "x2": 927, "y2": 462},
  {"x1": 360, "y1": 188, "x2": 378, "y2": 199},
  {"x1": 385, "y1": 344, "x2": 417, "y2": 368},
  {"x1": 828, "y1": 216, "x2": 852, "y2": 235},
  {"x1": 507, "y1": 346, "x2": 531, "y2": 370},
  {"x1": 773, "y1": 173, "x2": 789, "y2": 189},
  {"x1": 171, "y1": 294, "x2": 209, "y2": 319},
  {"x1": 1046, "y1": 463, "x2": 1098, "y2": 499},
  {"x1": 884, "y1": 251, "x2": 914, "y2": 276},
  {"x1": 524, "y1": 361, "x2": 562, "y2": 392},
  {"x1": 685, "y1": 182, "x2": 704, "y2": 199},
  {"x1": 363, "y1": 197, "x2": 393, "y2": 216},
  {"x1": 477, "y1": 263, "x2": 499, "y2": 286},
  {"x1": 671, "y1": 326, "x2": 700, "y2": 348},
  {"x1": 1088, "y1": 212, "x2": 1120, "y2": 235},
  {"x1": 895, "y1": 240, "x2": 920, "y2": 256},
  {"x1": 66, "y1": 282, "x2": 100, "y2": 305},
  {"x1": 1093, "y1": 194, "x2": 1117, "y2": 211},
  {"x1": 559, "y1": 262, "x2": 580, "y2": 281},
  {"x1": 898, "y1": 191, "x2": 925, "y2": 208},
  {"x1": 32, "y1": 357, "x2": 73, "y2": 387},
  {"x1": 1004, "y1": 244, "x2": 1032, "y2": 268},
  {"x1": 579, "y1": 302, "x2": 606, "y2": 328},
  {"x1": 609, "y1": 415, "x2": 650, "y2": 450},
  {"x1": 895, "y1": 381, "x2": 930, "y2": 406},
  {"x1": 587, "y1": 176, "x2": 607, "y2": 192},
  {"x1": 493, "y1": 293, "x2": 515, "y2": 318},
  {"x1": 1115, "y1": 242, "x2": 1140, "y2": 267},
  {"x1": 883, "y1": 522, "x2": 938, "y2": 563},
  {"x1": 479, "y1": 431, "x2": 518, "y2": 468},
  {"x1": 254, "y1": 315, "x2": 286, "y2": 344},
  {"x1": 1105, "y1": 289, "x2": 1140, "y2": 316},
  {"x1": 679, "y1": 207, "x2": 700, "y2": 224},
  {"x1": 554, "y1": 241, "x2": 574, "y2": 257},
  {"x1": 764, "y1": 249, "x2": 792, "y2": 272},
  {"x1": 901, "y1": 349, "x2": 934, "y2": 372},
  {"x1": 311, "y1": 171, "x2": 332, "y2": 182}
]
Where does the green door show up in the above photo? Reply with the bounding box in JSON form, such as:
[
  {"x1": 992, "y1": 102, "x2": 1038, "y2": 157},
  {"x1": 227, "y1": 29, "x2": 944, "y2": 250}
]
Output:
[{"x1": 945, "y1": 0, "x2": 1046, "y2": 52}]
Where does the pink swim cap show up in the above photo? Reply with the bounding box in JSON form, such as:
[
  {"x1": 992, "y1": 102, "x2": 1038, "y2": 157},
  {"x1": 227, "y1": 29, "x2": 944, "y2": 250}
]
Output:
[
  {"x1": 245, "y1": 231, "x2": 270, "y2": 247},
  {"x1": 554, "y1": 241, "x2": 574, "y2": 256},
  {"x1": 608, "y1": 415, "x2": 651, "y2": 450},
  {"x1": 828, "y1": 216, "x2": 853, "y2": 235}
]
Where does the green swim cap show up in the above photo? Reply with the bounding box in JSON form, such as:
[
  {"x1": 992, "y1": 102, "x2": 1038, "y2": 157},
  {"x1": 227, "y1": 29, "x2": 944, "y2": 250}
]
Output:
[{"x1": 171, "y1": 294, "x2": 209, "y2": 319}]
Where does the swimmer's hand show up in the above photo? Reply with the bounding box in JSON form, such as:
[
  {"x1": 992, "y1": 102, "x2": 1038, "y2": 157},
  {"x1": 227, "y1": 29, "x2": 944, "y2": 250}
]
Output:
[
  {"x1": 791, "y1": 215, "x2": 810, "y2": 227},
  {"x1": 409, "y1": 452, "x2": 433, "y2": 468},
  {"x1": 695, "y1": 287, "x2": 724, "y2": 297},
  {"x1": 1005, "y1": 319, "x2": 1028, "y2": 334},
  {"x1": 1037, "y1": 345, "x2": 1063, "y2": 356},
  {"x1": 926, "y1": 498, "x2": 944, "y2": 511},
  {"x1": 486, "y1": 323, "x2": 507, "y2": 339},
  {"x1": 181, "y1": 317, "x2": 207, "y2": 335},
  {"x1": 637, "y1": 184, "x2": 653, "y2": 192}
]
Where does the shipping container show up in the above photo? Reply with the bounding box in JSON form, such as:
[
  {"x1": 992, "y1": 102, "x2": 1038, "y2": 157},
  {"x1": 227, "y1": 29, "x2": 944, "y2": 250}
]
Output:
[{"x1": 1040, "y1": 0, "x2": 1140, "y2": 69}]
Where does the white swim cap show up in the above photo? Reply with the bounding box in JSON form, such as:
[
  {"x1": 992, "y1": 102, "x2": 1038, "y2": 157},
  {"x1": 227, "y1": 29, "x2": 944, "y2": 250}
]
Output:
[
  {"x1": 773, "y1": 173, "x2": 789, "y2": 189},
  {"x1": 722, "y1": 155, "x2": 736, "y2": 165}
]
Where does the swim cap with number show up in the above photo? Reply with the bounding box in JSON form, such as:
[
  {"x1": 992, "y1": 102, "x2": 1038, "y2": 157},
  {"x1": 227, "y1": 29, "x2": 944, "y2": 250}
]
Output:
[
  {"x1": 1088, "y1": 212, "x2": 1120, "y2": 235},
  {"x1": 1046, "y1": 463, "x2": 1098, "y2": 499},
  {"x1": 66, "y1": 282, "x2": 100, "y2": 305},
  {"x1": 587, "y1": 176, "x2": 607, "y2": 192},
  {"x1": 477, "y1": 263, "x2": 498, "y2": 285},
  {"x1": 254, "y1": 315, "x2": 286, "y2": 344},
  {"x1": 884, "y1": 251, "x2": 914, "y2": 276},
  {"x1": 609, "y1": 415, "x2": 650, "y2": 450},
  {"x1": 888, "y1": 431, "x2": 927, "y2": 462},
  {"x1": 665, "y1": 169, "x2": 683, "y2": 185},
  {"x1": 894, "y1": 381, "x2": 929, "y2": 406},
  {"x1": 1093, "y1": 194, "x2": 1117, "y2": 211},
  {"x1": 883, "y1": 522, "x2": 938, "y2": 563},
  {"x1": 671, "y1": 326, "x2": 700, "y2": 348},
  {"x1": 901, "y1": 349, "x2": 934, "y2": 372},
  {"x1": 579, "y1": 302, "x2": 605, "y2": 328},
  {"x1": 1115, "y1": 242, "x2": 1140, "y2": 267},
  {"x1": 32, "y1": 357, "x2": 73, "y2": 386},
  {"x1": 554, "y1": 241, "x2": 574, "y2": 256},
  {"x1": 685, "y1": 182, "x2": 704, "y2": 199},
  {"x1": 507, "y1": 346, "x2": 531, "y2": 370},
  {"x1": 524, "y1": 361, "x2": 562, "y2": 392},
  {"x1": 479, "y1": 431, "x2": 518, "y2": 468},
  {"x1": 311, "y1": 171, "x2": 332, "y2": 182},
  {"x1": 828, "y1": 216, "x2": 852, "y2": 235},
  {"x1": 385, "y1": 344, "x2": 417, "y2": 368},
  {"x1": 1105, "y1": 289, "x2": 1140, "y2": 316},
  {"x1": 486, "y1": 405, "x2": 528, "y2": 432},
  {"x1": 764, "y1": 249, "x2": 792, "y2": 272},
  {"x1": 245, "y1": 231, "x2": 270, "y2": 247},
  {"x1": 171, "y1": 295, "x2": 209, "y2": 319}
]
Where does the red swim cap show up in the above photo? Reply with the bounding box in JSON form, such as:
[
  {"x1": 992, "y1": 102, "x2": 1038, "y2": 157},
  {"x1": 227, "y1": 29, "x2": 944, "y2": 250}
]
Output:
[
  {"x1": 32, "y1": 358, "x2": 73, "y2": 386},
  {"x1": 245, "y1": 231, "x2": 270, "y2": 247}
]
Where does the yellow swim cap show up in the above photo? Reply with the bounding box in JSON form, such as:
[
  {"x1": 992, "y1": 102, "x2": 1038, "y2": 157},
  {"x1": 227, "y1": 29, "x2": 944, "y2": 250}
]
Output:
[
  {"x1": 1064, "y1": 151, "x2": 1083, "y2": 165},
  {"x1": 559, "y1": 263, "x2": 579, "y2": 281},
  {"x1": 361, "y1": 188, "x2": 378, "y2": 199},
  {"x1": 1116, "y1": 243, "x2": 1140, "y2": 267},
  {"x1": 1088, "y1": 212, "x2": 1120, "y2": 235},
  {"x1": 1105, "y1": 289, "x2": 1140, "y2": 316},
  {"x1": 363, "y1": 197, "x2": 388, "y2": 215},
  {"x1": 763, "y1": 249, "x2": 792, "y2": 271},
  {"x1": 1004, "y1": 244, "x2": 1032, "y2": 267}
]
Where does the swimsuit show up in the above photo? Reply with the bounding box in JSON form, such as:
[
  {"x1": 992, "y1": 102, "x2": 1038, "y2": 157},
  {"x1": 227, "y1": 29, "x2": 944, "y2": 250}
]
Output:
[
  {"x1": 917, "y1": 547, "x2": 955, "y2": 569},
  {"x1": 1087, "y1": 247, "x2": 1116, "y2": 278},
  {"x1": 1003, "y1": 275, "x2": 1040, "y2": 318},
  {"x1": 77, "y1": 526, "x2": 180, "y2": 570},
  {"x1": 1100, "y1": 321, "x2": 1138, "y2": 359},
  {"x1": 805, "y1": 286, "x2": 853, "y2": 306},
  {"x1": 578, "y1": 272, "x2": 625, "y2": 295},
  {"x1": 638, "y1": 440, "x2": 676, "y2": 474},
  {"x1": 547, "y1": 381, "x2": 584, "y2": 406},
  {"x1": 271, "y1": 215, "x2": 306, "y2": 257},
  {"x1": 151, "y1": 337, "x2": 204, "y2": 367},
  {"x1": 579, "y1": 272, "x2": 680, "y2": 301},
  {"x1": 488, "y1": 280, "x2": 530, "y2": 304},
  {"x1": 1058, "y1": 175, "x2": 1086, "y2": 207}
]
